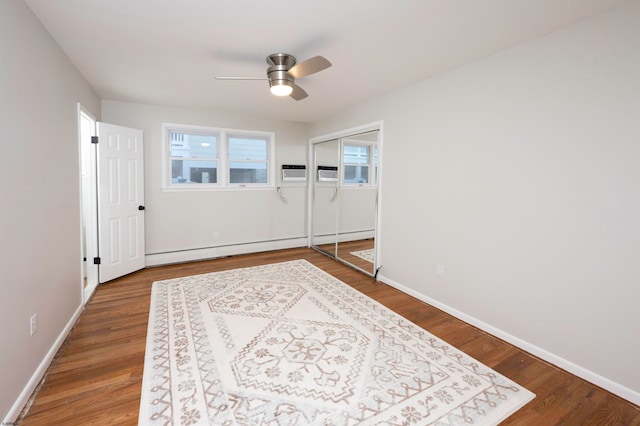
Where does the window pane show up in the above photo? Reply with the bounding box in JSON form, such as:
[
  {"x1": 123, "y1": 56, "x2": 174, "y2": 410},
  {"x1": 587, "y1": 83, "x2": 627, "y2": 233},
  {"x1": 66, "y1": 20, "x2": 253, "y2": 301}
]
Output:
[
  {"x1": 343, "y1": 144, "x2": 370, "y2": 184},
  {"x1": 229, "y1": 136, "x2": 268, "y2": 161},
  {"x1": 344, "y1": 165, "x2": 369, "y2": 184},
  {"x1": 343, "y1": 145, "x2": 369, "y2": 164},
  {"x1": 172, "y1": 159, "x2": 217, "y2": 183},
  {"x1": 360, "y1": 165, "x2": 369, "y2": 183},
  {"x1": 230, "y1": 162, "x2": 267, "y2": 184},
  {"x1": 170, "y1": 131, "x2": 217, "y2": 158},
  {"x1": 190, "y1": 167, "x2": 217, "y2": 183},
  {"x1": 172, "y1": 159, "x2": 183, "y2": 181},
  {"x1": 344, "y1": 165, "x2": 356, "y2": 180}
]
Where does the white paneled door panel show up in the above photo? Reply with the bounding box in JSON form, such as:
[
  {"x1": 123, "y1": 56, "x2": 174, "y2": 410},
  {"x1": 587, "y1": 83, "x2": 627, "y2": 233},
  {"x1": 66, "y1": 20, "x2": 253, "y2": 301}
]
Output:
[{"x1": 97, "y1": 122, "x2": 145, "y2": 283}]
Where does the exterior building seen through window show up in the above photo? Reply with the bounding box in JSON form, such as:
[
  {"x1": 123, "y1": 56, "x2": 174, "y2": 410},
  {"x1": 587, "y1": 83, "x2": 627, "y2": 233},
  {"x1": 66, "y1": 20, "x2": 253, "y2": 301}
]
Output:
[
  {"x1": 170, "y1": 131, "x2": 218, "y2": 184},
  {"x1": 164, "y1": 124, "x2": 273, "y2": 189}
]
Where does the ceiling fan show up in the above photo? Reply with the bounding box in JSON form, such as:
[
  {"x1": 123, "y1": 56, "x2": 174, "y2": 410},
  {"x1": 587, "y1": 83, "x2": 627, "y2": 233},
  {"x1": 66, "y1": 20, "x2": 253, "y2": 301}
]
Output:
[{"x1": 215, "y1": 53, "x2": 332, "y2": 101}]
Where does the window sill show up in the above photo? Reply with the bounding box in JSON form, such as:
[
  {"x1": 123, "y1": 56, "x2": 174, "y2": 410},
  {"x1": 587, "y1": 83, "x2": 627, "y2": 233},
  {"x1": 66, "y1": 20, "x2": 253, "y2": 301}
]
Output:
[{"x1": 161, "y1": 185, "x2": 276, "y2": 192}]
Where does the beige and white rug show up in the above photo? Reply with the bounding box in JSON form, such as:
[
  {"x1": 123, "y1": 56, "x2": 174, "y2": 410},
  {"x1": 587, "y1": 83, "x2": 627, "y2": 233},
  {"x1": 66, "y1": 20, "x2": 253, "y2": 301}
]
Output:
[
  {"x1": 140, "y1": 260, "x2": 534, "y2": 425},
  {"x1": 350, "y1": 249, "x2": 374, "y2": 264}
]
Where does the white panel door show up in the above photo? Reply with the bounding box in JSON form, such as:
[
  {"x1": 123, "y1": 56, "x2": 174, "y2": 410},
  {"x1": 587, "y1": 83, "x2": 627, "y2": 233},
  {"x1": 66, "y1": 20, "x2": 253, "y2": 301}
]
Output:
[{"x1": 97, "y1": 122, "x2": 145, "y2": 283}]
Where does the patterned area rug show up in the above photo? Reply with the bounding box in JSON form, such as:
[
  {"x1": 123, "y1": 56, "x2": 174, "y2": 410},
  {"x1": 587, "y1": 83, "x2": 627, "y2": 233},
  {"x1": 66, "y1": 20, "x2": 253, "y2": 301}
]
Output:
[
  {"x1": 139, "y1": 260, "x2": 534, "y2": 425},
  {"x1": 350, "y1": 249, "x2": 374, "y2": 263}
]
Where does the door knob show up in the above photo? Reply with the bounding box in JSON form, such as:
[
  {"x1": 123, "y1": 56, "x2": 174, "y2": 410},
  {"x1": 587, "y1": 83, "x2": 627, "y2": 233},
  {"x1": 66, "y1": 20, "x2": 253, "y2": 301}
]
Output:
[{"x1": 138, "y1": 205, "x2": 145, "y2": 211}]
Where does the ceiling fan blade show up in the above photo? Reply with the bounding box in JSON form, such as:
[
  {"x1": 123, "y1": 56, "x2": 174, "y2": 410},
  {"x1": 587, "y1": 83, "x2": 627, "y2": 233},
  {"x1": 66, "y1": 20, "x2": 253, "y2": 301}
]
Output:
[
  {"x1": 215, "y1": 76, "x2": 268, "y2": 80},
  {"x1": 290, "y1": 83, "x2": 308, "y2": 101},
  {"x1": 288, "y1": 56, "x2": 331, "y2": 78}
]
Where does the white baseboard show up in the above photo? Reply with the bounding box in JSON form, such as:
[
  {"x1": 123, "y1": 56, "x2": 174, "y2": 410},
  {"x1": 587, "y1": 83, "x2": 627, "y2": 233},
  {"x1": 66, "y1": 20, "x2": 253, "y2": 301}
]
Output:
[
  {"x1": 145, "y1": 237, "x2": 309, "y2": 267},
  {"x1": 311, "y1": 230, "x2": 375, "y2": 246},
  {"x1": 378, "y1": 273, "x2": 640, "y2": 407},
  {"x1": 4, "y1": 303, "x2": 84, "y2": 424}
]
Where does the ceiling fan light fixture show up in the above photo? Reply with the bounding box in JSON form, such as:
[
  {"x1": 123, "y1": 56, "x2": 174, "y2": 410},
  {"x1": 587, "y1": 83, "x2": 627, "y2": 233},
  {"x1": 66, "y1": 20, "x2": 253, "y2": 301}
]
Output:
[
  {"x1": 269, "y1": 80, "x2": 293, "y2": 96},
  {"x1": 217, "y1": 53, "x2": 331, "y2": 101}
]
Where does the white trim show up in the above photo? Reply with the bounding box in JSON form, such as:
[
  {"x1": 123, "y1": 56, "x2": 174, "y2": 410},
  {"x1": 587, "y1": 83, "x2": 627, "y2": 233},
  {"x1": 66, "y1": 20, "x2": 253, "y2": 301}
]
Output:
[
  {"x1": 307, "y1": 139, "x2": 314, "y2": 248},
  {"x1": 377, "y1": 273, "x2": 640, "y2": 406},
  {"x1": 375, "y1": 123, "x2": 384, "y2": 270},
  {"x1": 145, "y1": 237, "x2": 308, "y2": 267},
  {"x1": 160, "y1": 186, "x2": 276, "y2": 193},
  {"x1": 77, "y1": 103, "x2": 99, "y2": 304},
  {"x1": 309, "y1": 121, "x2": 383, "y2": 145},
  {"x1": 3, "y1": 304, "x2": 84, "y2": 424},
  {"x1": 312, "y1": 230, "x2": 375, "y2": 246}
]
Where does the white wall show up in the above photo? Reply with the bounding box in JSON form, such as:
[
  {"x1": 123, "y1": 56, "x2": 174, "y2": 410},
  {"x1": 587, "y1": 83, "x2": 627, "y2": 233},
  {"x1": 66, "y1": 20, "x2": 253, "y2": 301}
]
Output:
[
  {"x1": 0, "y1": 0, "x2": 101, "y2": 421},
  {"x1": 102, "y1": 101, "x2": 310, "y2": 264},
  {"x1": 311, "y1": 1, "x2": 640, "y2": 404}
]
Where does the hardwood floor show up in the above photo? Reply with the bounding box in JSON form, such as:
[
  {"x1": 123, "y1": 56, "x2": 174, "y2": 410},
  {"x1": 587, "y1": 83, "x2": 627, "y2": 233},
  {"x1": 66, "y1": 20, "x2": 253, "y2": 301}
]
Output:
[{"x1": 18, "y1": 248, "x2": 640, "y2": 425}]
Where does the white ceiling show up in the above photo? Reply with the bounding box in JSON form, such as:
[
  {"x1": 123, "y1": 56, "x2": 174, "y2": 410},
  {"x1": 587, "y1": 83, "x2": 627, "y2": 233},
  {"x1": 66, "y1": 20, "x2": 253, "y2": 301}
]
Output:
[{"x1": 24, "y1": 0, "x2": 631, "y2": 123}]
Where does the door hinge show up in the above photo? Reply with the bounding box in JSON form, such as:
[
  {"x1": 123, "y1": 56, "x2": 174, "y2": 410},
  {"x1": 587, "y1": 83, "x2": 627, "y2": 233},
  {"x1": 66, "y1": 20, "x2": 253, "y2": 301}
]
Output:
[
  {"x1": 93, "y1": 257, "x2": 101, "y2": 265},
  {"x1": 91, "y1": 136, "x2": 99, "y2": 144}
]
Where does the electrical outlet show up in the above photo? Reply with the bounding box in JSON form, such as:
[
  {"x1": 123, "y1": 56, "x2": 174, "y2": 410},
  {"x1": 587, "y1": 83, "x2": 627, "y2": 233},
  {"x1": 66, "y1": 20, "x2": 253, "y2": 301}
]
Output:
[
  {"x1": 213, "y1": 231, "x2": 219, "y2": 239},
  {"x1": 30, "y1": 314, "x2": 37, "y2": 336},
  {"x1": 436, "y1": 264, "x2": 445, "y2": 278}
]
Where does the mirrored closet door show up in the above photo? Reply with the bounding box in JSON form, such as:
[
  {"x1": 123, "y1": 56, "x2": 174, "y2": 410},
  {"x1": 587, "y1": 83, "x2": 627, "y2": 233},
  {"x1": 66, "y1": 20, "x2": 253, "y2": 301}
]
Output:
[{"x1": 311, "y1": 129, "x2": 380, "y2": 276}]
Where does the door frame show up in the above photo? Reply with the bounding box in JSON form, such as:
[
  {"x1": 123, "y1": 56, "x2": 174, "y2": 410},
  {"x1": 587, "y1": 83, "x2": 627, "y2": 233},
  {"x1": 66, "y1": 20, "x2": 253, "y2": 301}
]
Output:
[{"x1": 78, "y1": 103, "x2": 99, "y2": 303}]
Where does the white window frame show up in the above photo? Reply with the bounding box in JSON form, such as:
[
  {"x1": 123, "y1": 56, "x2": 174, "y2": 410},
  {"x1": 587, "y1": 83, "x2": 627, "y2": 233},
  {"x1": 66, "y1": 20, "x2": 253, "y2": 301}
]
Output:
[
  {"x1": 227, "y1": 132, "x2": 272, "y2": 188},
  {"x1": 167, "y1": 126, "x2": 221, "y2": 188},
  {"x1": 161, "y1": 123, "x2": 275, "y2": 191}
]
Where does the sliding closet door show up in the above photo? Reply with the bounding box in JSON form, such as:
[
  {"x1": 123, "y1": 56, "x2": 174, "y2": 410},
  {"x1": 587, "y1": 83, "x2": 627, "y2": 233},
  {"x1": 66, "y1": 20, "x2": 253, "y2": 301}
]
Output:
[
  {"x1": 336, "y1": 132, "x2": 378, "y2": 274},
  {"x1": 312, "y1": 139, "x2": 340, "y2": 257},
  {"x1": 311, "y1": 126, "x2": 381, "y2": 277}
]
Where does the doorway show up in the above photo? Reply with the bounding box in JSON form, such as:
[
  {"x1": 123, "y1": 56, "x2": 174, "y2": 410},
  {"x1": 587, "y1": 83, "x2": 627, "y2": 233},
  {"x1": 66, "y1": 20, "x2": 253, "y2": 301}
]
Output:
[
  {"x1": 78, "y1": 106, "x2": 146, "y2": 302},
  {"x1": 78, "y1": 105, "x2": 99, "y2": 302}
]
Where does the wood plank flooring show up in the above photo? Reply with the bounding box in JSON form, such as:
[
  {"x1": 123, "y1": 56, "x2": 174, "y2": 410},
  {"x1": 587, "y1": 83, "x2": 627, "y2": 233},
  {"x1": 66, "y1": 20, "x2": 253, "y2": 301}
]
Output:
[{"x1": 18, "y1": 248, "x2": 640, "y2": 425}]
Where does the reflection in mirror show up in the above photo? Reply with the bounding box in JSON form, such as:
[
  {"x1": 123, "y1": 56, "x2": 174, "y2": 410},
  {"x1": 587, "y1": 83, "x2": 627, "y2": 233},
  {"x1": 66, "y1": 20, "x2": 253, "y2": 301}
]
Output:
[
  {"x1": 312, "y1": 139, "x2": 340, "y2": 257},
  {"x1": 311, "y1": 129, "x2": 379, "y2": 276},
  {"x1": 336, "y1": 131, "x2": 378, "y2": 275}
]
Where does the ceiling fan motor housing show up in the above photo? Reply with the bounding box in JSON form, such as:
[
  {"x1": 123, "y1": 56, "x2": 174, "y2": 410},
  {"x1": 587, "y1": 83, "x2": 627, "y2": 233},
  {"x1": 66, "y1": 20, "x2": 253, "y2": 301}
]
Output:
[{"x1": 267, "y1": 53, "x2": 296, "y2": 86}]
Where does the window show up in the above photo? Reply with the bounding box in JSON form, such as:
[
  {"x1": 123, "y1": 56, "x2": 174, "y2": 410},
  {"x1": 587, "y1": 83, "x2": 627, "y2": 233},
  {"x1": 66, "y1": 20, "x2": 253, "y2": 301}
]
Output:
[
  {"x1": 169, "y1": 130, "x2": 218, "y2": 184},
  {"x1": 163, "y1": 124, "x2": 274, "y2": 189},
  {"x1": 228, "y1": 135, "x2": 268, "y2": 184},
  {"x1": 343, "y1": 144, "x2": 370, "y2": 185}
]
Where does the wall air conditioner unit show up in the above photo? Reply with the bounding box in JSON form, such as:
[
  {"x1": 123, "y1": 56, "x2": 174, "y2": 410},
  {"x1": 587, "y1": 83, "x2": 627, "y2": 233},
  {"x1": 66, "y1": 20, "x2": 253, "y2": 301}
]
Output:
[
  {"x1": 317, "y1": 166, "x2": 338, "y2": 182},
  {"x1": 281, "y1": 164, "x2": 307, "y2": 181}
]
